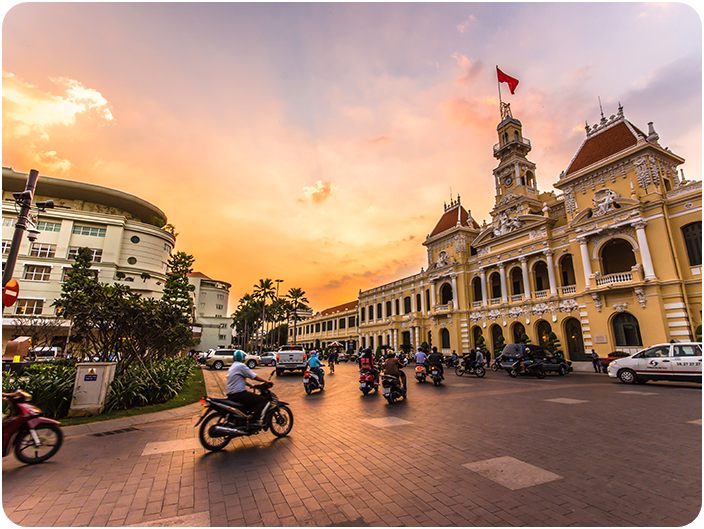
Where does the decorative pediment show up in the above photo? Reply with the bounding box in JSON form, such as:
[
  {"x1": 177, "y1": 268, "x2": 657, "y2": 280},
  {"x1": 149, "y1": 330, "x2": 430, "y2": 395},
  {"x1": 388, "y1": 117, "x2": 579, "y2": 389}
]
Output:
[
  {"x1": 471, "y1": 214, "x2": 550, "y2": 247},
  {"x1": 570, "y1": 193, "x2": 640, "y2": 227}
]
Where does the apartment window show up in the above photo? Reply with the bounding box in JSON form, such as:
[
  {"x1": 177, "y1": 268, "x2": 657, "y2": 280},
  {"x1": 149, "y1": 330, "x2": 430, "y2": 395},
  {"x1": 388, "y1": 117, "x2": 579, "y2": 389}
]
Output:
[
  {"x1": 29, "y1": 243, "x2": 56, "y2": 258},
  {"x1": 682, "y1": 222, "x2": 702, "y2": 266},
  {"x1": 404, "y1": 296, "x2": 412, "y2": 314},
  {"x1": 327, "y1": 321, "x2": 333, "y2": 331},
  {"x1": 3, "y1": 218, "x2": 16, "y2": 227},
  {"x1": 72, "y1": 225, "x2": 106, "y2": 237},
  {"x1": 376, "y1": 303, "x2": 382, "y2": 320},
  {"x1": 216, "y1": 304, "x2": 224, "y2": 310},
  {"x1": 369, "y1": 305, "x2": 374, "y2": 320},
  {"x1": 15, "y1": 299, "x2": 43, "y2": 315},
  {"x1": 23, "y1": 265, "x2": 51, "y2": 281},
  {"x1": 37, "y1": 220, "x2": 61, "y2": 232},
  {"x1": 218, "y1": 334, "x2": 227, "y2": 341},
  {"x1": 61, "y1": 268, "x2": 98, "y2": 282},
  {"x1": 385, "y1": 301, "x2": 392, "y2": 318},
  {"x1": 348, "y1": 316, "x2": 356, "y2": 328},
  {"x1": 2, "y1": 240, "x2": 10, "y2": 255},
  {"x1": 315, "y1": 323, "x2": 321, "y2": 332},
  {"x1": 67, "y1": 247, "x2": 103, "y2": 263},
  {"x1": 360, "y1": 307, "x2": 365, "y2": 322},
  {"x1": 217, "y1": 294, "x2": 225, "y2": 300},
  {"x1": 339, "y1": 318, "x2": 346, "y2": 330}
]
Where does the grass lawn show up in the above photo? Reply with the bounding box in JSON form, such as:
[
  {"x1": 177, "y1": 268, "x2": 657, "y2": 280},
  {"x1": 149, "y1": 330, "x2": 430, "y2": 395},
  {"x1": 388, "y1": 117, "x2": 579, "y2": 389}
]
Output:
[{"x1": 60, "y1": 365, "x2": 206, "y2": 426}]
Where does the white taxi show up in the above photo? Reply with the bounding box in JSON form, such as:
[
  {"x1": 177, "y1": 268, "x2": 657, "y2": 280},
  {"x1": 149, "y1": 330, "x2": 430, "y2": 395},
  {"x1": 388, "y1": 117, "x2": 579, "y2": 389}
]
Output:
[{"x1": 607, "y1": 342, "x2": 702, "y2": 384}]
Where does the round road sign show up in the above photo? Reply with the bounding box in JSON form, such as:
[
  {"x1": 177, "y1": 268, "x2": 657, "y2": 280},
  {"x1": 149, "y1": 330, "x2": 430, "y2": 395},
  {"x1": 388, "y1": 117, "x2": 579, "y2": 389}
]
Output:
[{"x1": 3, "y1": 279, "x2": 20, "y2": 307}]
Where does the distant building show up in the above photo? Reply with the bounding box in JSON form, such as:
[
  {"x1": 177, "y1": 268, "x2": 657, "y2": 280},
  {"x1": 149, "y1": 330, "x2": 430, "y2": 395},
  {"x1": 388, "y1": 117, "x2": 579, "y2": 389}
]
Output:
[
  {"x1": 293, "y1": 301, "x2": 359, "y2": 351},
  {"x1": 2, "y1": 167, "x2": 176, "y2": 351},
  {"x1": 355, "y1": 103, "x2": 701, "y2": 367},
  {"x1": 188, "y1": 271, "x2": 231, "y2": 351}
]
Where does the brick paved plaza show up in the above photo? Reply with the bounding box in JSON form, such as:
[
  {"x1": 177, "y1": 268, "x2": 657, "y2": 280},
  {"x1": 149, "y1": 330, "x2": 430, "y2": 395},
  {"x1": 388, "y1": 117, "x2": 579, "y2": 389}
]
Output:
[{"x1": 2, "y1": 362, "x2": 701, "y2": 526}]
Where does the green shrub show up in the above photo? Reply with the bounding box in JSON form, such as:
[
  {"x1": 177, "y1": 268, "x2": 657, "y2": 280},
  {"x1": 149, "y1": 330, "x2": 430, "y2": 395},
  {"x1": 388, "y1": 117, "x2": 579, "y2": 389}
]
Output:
[{"x1": 2, "y1": 364, "x2": 77, "y2": 419}]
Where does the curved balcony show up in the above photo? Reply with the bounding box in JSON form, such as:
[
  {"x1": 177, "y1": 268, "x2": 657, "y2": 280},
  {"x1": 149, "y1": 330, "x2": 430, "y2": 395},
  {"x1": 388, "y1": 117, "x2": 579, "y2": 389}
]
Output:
[{"x1": 493, "y1": 136, "x2": 531, "y2": 157}]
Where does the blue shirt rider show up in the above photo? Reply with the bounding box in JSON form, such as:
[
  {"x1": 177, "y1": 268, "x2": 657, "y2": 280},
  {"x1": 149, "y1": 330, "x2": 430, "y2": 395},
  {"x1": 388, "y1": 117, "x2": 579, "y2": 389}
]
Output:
[{"x1": 308, "y1": 353, "x2": 325, "y2": 386}]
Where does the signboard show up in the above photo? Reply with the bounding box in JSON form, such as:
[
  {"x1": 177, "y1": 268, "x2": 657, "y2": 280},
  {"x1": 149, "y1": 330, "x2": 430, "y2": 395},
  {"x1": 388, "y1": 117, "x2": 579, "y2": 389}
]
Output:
[
  {"x1": 84, "y1": 368, "x2": 98, "y2": 381},
  {"x1": 2, "y1": 279, "x2": 19, "y2": 307}
]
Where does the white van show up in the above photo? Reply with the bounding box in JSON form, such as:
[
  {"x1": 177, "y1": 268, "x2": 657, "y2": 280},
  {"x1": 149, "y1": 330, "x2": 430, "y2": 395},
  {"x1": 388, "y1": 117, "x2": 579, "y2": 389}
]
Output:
[
  {"x1": 29, "y1": 347, "x2": 62, "y2": 362},
  {"x1": 607, "y1": 342, "x2": 702, "y2": 384}
]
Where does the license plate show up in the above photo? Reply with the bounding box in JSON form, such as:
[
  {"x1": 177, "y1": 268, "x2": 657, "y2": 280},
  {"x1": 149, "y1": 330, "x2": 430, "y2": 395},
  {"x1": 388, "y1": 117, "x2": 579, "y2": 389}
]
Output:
[
  {"x1": 303, "y1": 379, "x2": 309, "y2": 384},
  {"x1": 359, "y1": 383, "x2": 366, "y2": 389},
  {"x1": 383, "y1": 388, "x2": 391, "y2": 396}
]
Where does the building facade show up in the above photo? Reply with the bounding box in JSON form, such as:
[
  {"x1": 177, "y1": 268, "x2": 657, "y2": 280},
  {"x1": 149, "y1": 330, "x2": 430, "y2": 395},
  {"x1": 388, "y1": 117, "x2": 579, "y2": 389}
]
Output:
[
  {"x1": 188, "y1": 271, "x2": 232, "y2": 352},
  {"x1": 292, "y1": 301, "x2": 359, "y2": 351},
  {"x1": 2, "y1": 168, "x2": 176, "y2": 350},
  {"x1": 355, "y1": 104, "x2": 701, "y2": 365}
]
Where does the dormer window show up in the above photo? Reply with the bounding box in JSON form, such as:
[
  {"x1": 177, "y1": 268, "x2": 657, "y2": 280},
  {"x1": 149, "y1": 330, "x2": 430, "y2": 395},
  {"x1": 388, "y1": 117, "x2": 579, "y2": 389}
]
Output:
[{"x1": 503, "y1": 132, "x2": 509, "y2": 145}]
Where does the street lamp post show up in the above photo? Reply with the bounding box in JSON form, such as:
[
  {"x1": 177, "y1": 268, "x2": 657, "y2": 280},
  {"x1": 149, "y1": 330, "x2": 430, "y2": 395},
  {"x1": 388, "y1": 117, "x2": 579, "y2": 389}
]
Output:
[{"x1": 275, "y1": 279, "x2": 283, "y2": 347}]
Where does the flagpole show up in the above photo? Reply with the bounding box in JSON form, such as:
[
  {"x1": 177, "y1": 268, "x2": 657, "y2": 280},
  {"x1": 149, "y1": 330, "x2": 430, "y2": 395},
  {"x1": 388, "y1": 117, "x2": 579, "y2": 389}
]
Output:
[{"x1": 496, "y1": 65, "x2": 503, "y2": 120}]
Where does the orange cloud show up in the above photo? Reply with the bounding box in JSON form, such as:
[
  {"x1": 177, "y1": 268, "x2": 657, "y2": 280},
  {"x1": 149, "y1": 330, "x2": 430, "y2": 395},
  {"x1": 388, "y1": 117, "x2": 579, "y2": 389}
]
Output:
[
  {"x1": 367, "y1": 136, "x2": 392, "y2": 144},
  {"x1": 301, "y1": 180, "x2": 335, "y2": 204}
]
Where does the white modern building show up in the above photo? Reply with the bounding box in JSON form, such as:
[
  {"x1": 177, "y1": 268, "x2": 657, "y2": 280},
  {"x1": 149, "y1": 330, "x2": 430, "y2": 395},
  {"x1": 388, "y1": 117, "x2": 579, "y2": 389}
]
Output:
[
  {"x1": 188, "y1": 271, "x2": 231, "y2": 351},
  {"x1": 2, "y1": 167, "x2": 176, "y2": 350}
]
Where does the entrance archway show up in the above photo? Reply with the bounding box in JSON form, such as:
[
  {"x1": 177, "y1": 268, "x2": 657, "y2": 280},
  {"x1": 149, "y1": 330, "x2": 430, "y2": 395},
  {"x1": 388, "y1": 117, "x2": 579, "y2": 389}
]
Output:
[
  {"x1": 564, "y1": 318, "x2": 586, "y2": 360},
  {"x1": 512, "y1": 322, "x2": 526, "y2": 344},
  {"x1": 536, "y1": 320, "x2": 552, "y2": 347},
  {"x1": 472, "y1": 326, "x2": 483, "y2": 350},
  {"x1": 601, "y1": 239, "x2": 636, "y2": 275},
  {"x1": 440, "y1": 283, "x2": 453, "y2": 305},
  {"x1": 491, "y1": 324, "x2": 504, "y2": 356},
  {"x1": 440, "y1": 328, "x2": 451, "y2": 350},
  {"x1": 612, "y1": 312, "x2": 643, "y2": 347}
]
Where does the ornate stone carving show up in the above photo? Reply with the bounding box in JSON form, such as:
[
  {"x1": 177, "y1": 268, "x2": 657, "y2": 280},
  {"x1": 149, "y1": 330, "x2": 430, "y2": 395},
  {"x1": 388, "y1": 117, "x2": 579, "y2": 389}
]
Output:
[
  {"x1": 558, "y1": 299, "x2": 578, "y2": 312},
  {"x1": 634, "y1": 287, "x2": 646, "y2": 309},
  {"x1": 437, "y1": 251, "x2": 450, "y2": 267},
  {"x1": 529, "y1": 227, "x2": 547, "y2": 240},
  {"x1": 454, "y1": 235, "x2": 467, "y2": 254},
  {"x1": 532, "y1": 303, "x2": 549, "y2": 316},
  {"x1": 591, "y1": 189, "x2": 621, "y2": 217},
  {"x1": 613, "y1": 302, "x2": 628, "y2": 313},
  {"x1": 487, "y1": 309, "x2": 501, "y2": 320},
  {"x1": 592, "y1": 293, "x2": 602, "y2": 313},
  {"x1": 493, "y1": 211, "x2": 524, "y2": 237}
]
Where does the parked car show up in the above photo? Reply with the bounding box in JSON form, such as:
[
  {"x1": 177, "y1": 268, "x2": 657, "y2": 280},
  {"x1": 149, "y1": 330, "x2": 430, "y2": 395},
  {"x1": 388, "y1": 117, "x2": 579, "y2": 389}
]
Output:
[
  {"x1": 608, "y1": 342, "x2": 702, "y2": 384},
  {"x1": 599, "y1": 351, "x2": 630, "y2": 373},
  {"x1": 260, "y1": 351, "x2": 277, "y2": 367},
  {"x1": 500, "y1": 344, "x2": 571, "y2": 375},
  {"x1": 275, "y1": 345, "x2": 308, "y2": 376},
  {"x1": 205, "y1": 349, "x2": 260, "y2": 370}
]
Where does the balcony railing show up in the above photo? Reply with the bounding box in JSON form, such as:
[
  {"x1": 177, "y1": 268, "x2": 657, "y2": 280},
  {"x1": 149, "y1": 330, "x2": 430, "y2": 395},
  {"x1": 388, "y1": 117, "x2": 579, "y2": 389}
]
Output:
[
  {"x1": 534, "y1": 290, "x2": 549, "y2": 299},
  {"x1": 435, "y1": 304, "x2": 450, "y2": 312},
  {"x1": 489, "y1": 297, "x2": 501, "y2": 305},
  {"x1": 510, "y1": 294, "x2": 523, "y2": 303},
  {"x1": 493, "y1": 136, "x2": 531, "y2": 156},
  {"x1": 472, "y1": 301, "x2": 482, "y2": 308},
  {"x1": 561, "y1": 285, "x2": 577, "y2": 295},
  {"x1": 596, "y1": 272, "x2": 633, "y2": 286}
]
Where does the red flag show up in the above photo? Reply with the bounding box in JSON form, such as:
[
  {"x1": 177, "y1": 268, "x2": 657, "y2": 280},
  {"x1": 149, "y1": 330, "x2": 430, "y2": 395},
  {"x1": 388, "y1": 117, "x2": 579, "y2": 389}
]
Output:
[{"x1": 496, "y1": 66, "x2": 519, "y2": 95}]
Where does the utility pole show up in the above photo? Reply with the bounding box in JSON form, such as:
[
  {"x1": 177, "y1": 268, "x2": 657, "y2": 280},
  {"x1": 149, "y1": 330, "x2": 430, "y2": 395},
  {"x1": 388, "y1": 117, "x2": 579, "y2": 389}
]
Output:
[{"x1": 2, "y1": 170, "x2": 40, "y2": 311}]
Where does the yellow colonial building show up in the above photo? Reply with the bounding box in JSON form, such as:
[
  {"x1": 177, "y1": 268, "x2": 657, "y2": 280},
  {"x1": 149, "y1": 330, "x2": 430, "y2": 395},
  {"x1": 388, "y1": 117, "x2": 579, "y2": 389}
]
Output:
[{"x1": 356, "y1": 102, "x2": 701, "y2": 367}]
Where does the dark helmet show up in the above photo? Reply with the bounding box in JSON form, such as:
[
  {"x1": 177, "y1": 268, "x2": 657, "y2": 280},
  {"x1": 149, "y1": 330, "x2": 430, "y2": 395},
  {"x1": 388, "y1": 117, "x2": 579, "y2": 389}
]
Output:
[{"x1": 432, "y1": 346, "x2": 438, "y2": 353}]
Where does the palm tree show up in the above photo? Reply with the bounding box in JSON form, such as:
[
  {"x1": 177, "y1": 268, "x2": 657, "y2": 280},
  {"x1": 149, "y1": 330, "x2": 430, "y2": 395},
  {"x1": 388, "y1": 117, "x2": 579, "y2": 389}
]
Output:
[
  {"x1": 253, "y1": 279, "x2": 276, "y2": 354},
  {"x1": 286, "y1": 287, "x2": 310, "y2": 345}
]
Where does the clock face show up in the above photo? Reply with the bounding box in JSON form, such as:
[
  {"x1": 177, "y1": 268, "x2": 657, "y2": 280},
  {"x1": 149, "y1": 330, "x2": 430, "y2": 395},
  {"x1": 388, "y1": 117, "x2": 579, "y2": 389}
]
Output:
[{"x1": 504, "y1": 176, "x2": 513, "y2": 187}]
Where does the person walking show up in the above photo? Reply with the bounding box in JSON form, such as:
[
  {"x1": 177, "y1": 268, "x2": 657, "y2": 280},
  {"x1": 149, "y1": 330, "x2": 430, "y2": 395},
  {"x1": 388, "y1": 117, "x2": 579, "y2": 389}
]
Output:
[{"x1": 591, "y1": 349, "x2": 601, "y2": 373}]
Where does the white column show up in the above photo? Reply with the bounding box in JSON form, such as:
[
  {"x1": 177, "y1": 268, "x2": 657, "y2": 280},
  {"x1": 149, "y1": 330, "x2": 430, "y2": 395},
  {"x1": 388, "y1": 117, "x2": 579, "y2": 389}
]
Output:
[
  {"x1": 520, "y1": 257, "x2": 531, "y2": 300},
  {"x1": 451, "y1": 275, "x2": 459, "y2": 310},
  {"x1": 480, "y1": 268, "x2": 488, "y2": 307},
  {"x1": 414, "y1": 327, "x2": 420, "y2": 350},
  {"x1": 578, "y1": 237, "x2": 592, "y2": 288},
  {"x1": 420, "y1": 285, "x2": 426, "y2": 315},
  {"x1": 499, "y1": 264, "x2": 508, "y2": 303},
  {"x1": 393, "y1": 329, "x2": 398, "y2": 351},
  {"x1": 545, "y1": 250, "x2": 558, "y2": 297},
  {"x1": 634, "y1": 221, "x2": 656, "y2": 279},
  {"x1": 430, "y1": 282, "x2": 436, "y2": 310}
]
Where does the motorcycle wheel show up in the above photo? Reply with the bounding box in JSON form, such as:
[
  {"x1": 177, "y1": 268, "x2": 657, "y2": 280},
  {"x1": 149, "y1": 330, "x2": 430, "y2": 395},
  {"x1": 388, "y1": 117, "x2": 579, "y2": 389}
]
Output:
[
  {"x1": 491, "y1": 363, "x2": 499, "y2": 372},
  {"x1": 455, "y1": 367, "x2": 465, "y2": 377},
  {"x1": 14, "y1": 424, "x2": 63, "y2": 464},
  {"x1": 269, "y1": 406, "x2": 294, "y2": 437},
  {"x1": 537, "y1": 369, "x2": 546, "y2": 379},
  {"x1": 433, "y1": 377, "x2": 440, "y2": 386},
  {"x1": 386, "y1": 394, "x2": 396, "y2": 404},
  {"x1": 304, "y1": 384, "x2": 312, "y2": 395},
  {"x1": 474, "y1": 366, "x2": 486, "y2": 378},
  {"x1": 198, "y1": 413, "x2": 232, "y2": 451},
  {"x1": 361, "y1": 387, "x2": 370, "y2": 395},
  {"x1": 508, "y1": 368, "x2": 518, "y2": 378}
]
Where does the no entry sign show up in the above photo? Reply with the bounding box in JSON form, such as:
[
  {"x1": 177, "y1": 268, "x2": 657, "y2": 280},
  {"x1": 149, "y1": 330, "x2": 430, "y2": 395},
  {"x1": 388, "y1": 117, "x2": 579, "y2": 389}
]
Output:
[{"x1": 3, "y1": 279, "x2": 20, "y2": 307}]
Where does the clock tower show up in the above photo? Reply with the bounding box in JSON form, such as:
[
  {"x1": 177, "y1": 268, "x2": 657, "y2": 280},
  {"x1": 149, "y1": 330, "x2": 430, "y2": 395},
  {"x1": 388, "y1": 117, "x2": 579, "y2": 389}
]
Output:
[{"x1": 492, "y1": 104, "x2": 538, "y2": 204}]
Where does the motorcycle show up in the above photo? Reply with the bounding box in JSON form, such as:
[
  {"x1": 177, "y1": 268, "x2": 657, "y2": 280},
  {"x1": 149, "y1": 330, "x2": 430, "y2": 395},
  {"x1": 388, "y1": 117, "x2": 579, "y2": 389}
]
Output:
[
  {"x1": 491, "y1": 357, "x2": 502, "y2": 371},
  {"x1": 359, "y1": 369, "x2": 379, "y2": 395},
  {"x1": 2, "y1": 390, "x2": 63, "y2": 464},
  {"x1": 444, "y1": 356, "x2": 460, "y2": 368},
  {"x1": 430, "y1": 365, "x2": 444, "y2": 386},
  {"x1": 414, "y1": 365, "x2": 427, "y2": 383},
  {"x1": 507, "y1": 359, "x2": 546, "y2": 379},
  {"x1": 303, "y1": 368, "x2": 325, "y2": 394},
  {"x1": 455, "y1": 361, "x2": 486, "y2": 378},
  {"x1": 381, "y1": 375, "x2": 406, "y2": 404},
  {"x1": 196, "y1": 378, "x2": 294, "y2": 451}
]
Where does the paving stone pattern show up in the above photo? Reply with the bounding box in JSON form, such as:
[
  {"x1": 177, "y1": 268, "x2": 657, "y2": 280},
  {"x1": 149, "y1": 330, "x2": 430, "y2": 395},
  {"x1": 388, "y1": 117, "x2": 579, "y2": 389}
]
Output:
[{"x1": 2, "y1": 362, "x2": 701, "y2": 526}]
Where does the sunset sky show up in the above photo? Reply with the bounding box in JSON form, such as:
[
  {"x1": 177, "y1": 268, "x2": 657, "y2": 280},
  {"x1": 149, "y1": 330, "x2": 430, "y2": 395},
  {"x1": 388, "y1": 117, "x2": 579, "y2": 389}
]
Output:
[{"x1": 2, "y1": 2, "x2": 702, "y2": 314}]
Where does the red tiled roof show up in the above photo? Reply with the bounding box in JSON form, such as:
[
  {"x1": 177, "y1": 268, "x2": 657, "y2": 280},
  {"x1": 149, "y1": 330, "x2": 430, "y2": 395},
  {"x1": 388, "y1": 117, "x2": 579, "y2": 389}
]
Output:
[
  {"x1": 320, "y1": 300, "x2": 358, "y2": 316},
  {"x1": 429, "y1": 204, "x2": 480, "y2": 237},
  {"x1": 565, "y1": 121, "x2": 647, "y2": 176},
  {"x1": 187, "y1": 271, "x2": 211, "y2": 279}
]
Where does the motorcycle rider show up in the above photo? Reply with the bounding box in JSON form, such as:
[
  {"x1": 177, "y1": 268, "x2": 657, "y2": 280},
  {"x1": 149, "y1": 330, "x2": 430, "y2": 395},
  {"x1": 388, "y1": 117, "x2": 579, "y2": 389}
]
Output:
[
  {"x1": 474, "y1": 348, "x2": 485, "y2": 371},
  {"x1": 360, "y1": 348, "x2": 379, "y2": 383},
  {"x1": 428, "y1": 346, "x2": 444, "y2": 378},
  {"x1": 226, "y1": 350, "x2": 272, "y2": 427},
  {"x1": 414, "y1": 347, "x2": 428, "y2": 374},
  {"x1": 384, "y1": 352, "x2": 407, "y2": 389},
  {"x1": 308, "y1": 352, "x2": 325, "y2": 387}
]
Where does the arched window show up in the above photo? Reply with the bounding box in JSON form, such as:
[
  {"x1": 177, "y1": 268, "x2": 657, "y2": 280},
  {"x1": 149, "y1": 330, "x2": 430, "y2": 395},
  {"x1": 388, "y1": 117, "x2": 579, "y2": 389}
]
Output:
[
  {"x1": 404, "y1": 296, "x2": 412, "y2": 314},
  {"x1": 512, "y1": 322, "x2": 526, "y2": 344},
  {"x1": 395, "y1": 298, "x2": 400, "y2": 315},
  {"x1": 503, "y1": 131, "x2": 509, "y2": 145},
  {"x1": 385, "y1": 301, "x2": 392, "y2": 318},
  {"x1": 514, "y1": 131, "x2": 520, "y2": 142},
  {"x1": 559, "y1": 254, "x2": 576, "y2": 286},
  {"x1": 441, "y1": 328, "x2": 451, "y2": 349},
  {"x1": 489, "y1": 272, "x2": 501, "y2": 299},
  {"x1": 440, "y1": 283, "x2": 453, "y2": 305},
  {"x1": 537, "y1": 320, "x2": 552, "y2": 347},
  {"x1": 491, "y1": 324, "x2": 504, "y2": 354},
  {"x1": 533, "y1": 261, "x2": 549, "y2": 293},
  {"x1": 472, "y1": 277, "x2": 483, "y2": 303},
  {"x1": 368, "y1": 305, "x2": 374, "y2": 320},
  {"x1": 472, "y1": 326, "x2": 483, "y2": 350},
  {"x1": 510, "y1": 267, "x2": 523, "y2": 295},
  {"x1": 682, "y1": 222, "x2": 702, "y2": 266},
  {"x1": 376, "y1": 303, "x2": 382, "y2": 320},
  {"x1": 360, "y1": 307, "x2": 365, "y2": 322},
  {"x1": 613, "y1": 312, "x2": 643, "y2": 347},
  {"x1": 601, "y1": 239, "x2": 636, "y2": 275},
  {"x1": 564, "y1": 318, "x2": 586, "y2": 360},
  {"x1": 416, "y1": 293, "x2": 421, "y2": 312}
]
